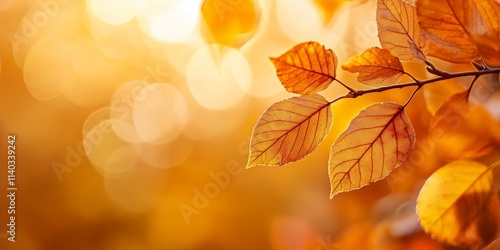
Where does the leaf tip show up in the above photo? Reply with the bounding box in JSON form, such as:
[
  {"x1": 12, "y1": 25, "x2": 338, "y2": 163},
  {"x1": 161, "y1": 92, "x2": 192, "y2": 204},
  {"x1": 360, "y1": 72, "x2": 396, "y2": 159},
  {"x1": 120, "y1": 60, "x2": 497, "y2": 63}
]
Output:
[
  {"x1": 245, "y1": 163, "x2": 255, "y2": 169},
  {"x1": 329, "y1": 188, "x2": 344, "y2": 199}
]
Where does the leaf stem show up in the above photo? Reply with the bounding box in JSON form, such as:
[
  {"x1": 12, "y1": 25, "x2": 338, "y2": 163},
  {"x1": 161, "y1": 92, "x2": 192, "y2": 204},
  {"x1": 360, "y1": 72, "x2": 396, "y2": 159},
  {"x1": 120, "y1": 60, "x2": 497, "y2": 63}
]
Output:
[
  {"x1": 335, "y1": 79, "x2": 356, "y2": 93},
  {"x1": 404, "y1": 72, "x2": 421, "y2": 84},
  {"x1": 465, "y1": 75, "x2": 481, "y2": 104},
  {"x1": 403, "y1": 86, "x2": 421, "y2": 108}
]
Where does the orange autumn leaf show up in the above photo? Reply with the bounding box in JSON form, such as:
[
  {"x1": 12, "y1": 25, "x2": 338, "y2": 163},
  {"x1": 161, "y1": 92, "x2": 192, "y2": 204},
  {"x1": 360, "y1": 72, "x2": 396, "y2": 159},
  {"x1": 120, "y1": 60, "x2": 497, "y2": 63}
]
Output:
[
  {"x1": 247, "y1": 94, "x2": 333, "y2": 168},
  {"x1": 470, "y1": 0, "x2": 500, "y2": 67},
  {"x1": 376, "y1": 0, "x2": 426, "y2": 61},
  {"x1": 416, "y1": 0, "x2": 480, "y2": 63},
  {"x1": 342, "y1": 47, "x2": 405, "y2": 86},
  {"x1": 201, "y1": 0, "x2": 259, "y2": 47},
  {"x1": 328, "y1": 102, "x2": 416, "y2": 198},
  {"x1": 429, "y1": 91, "x2": 496, "y2": 160},
  {"x1": 416, "y1": 161, "x2": 500, "y2": 249},
  {"x1": 270, "y1": 42, "x2": 338, "y2": 95}
]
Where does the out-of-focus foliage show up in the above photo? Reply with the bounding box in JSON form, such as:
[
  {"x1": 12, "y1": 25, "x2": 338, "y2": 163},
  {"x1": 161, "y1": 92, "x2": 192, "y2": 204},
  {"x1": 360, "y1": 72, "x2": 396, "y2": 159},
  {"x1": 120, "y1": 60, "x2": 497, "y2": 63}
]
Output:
[{"x1": 416, "y1": 161, "x2": 500, "y2": 249}]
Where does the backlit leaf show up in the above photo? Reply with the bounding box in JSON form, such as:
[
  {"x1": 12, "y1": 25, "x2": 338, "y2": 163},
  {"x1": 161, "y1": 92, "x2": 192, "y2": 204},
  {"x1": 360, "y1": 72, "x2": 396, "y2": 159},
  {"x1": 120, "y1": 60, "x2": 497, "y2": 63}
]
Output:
[
  {"x1": 376, "y1": 0, "x2": 426, "y2": 61},
  {"x1": 342, "y1": 47, "x2": 404, "y2": 86},
  {"x1": 429, "y1": 91, "x2": 495, "y2": 160},
  {"x1": 470, "y1": 0, "x2": 500, "y2": 67},
  {"x1": 416, "y1": 0, "x2": 480, "y2": 63},
  {"x1": 416, "y1": 161, "x2": 500, "y2": 249},
  {"x1": 329, "y1": 102, "x2": 416, "y2": 198},
  {"x1": 270, "y1": 42, "x2": 338, "y2": 95},
  {"x1": 247, "y1": 94, "x2": 333, "y2": 168}
]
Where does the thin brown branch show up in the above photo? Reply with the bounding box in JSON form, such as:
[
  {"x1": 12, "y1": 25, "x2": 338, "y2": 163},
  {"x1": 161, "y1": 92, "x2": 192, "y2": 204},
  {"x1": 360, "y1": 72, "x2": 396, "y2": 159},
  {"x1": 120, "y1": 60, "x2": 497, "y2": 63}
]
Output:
[{"x1": 329, "y1": 68, "x2": 500, "y2": 105}]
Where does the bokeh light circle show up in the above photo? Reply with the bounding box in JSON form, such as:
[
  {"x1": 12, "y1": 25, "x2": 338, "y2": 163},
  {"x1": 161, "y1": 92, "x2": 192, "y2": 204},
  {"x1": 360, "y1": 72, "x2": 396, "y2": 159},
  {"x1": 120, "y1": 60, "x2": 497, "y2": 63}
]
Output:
[
  {"x1": 138, "y1": 0, "x2": 202, "y2": 43},
  {"x1": 23, "y1": 38, "x2": 76, "y2": 100},
  {"x1": 133, "y1": 83, "x2": 188, "y2": 144},
  {"x1": 110, "y1": 80, "x2": 150, "y2": 143},
  {"x1": 186, "y1": 44, "x2": 252, "y2": 110},
  {"x1": 135, "y1": 135, "x2": 194, "y2": 169},
  {"x1": 88, "y1": 0, "x2": 145, "y2": 25},
  {"x1": 83, "y1": 108, "x2": 143, "y2": 176}
]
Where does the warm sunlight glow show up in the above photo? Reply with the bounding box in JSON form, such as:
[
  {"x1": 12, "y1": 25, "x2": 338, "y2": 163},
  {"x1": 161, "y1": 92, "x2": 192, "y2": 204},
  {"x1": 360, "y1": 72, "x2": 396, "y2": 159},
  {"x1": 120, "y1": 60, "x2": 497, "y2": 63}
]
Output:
[
  {"x1": 5, "y1": 1, "x2": 500, "y2": 249},
  {"x1": 276, "y1": 0, "x2": 350, "y2": 45},
  {"x1": 139, "y1": 0, "x2": 202, "y2": 43},
  {"x1": 88, "y1": 0, "x2": 145, "y2": 25}
]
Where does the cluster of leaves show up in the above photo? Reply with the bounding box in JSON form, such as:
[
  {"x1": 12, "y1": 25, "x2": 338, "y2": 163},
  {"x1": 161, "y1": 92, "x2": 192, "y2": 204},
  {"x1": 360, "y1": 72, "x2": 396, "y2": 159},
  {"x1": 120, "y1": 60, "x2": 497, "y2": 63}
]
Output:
[{"x1": 246, "y1": 0, "x2": 500, "y2": 248}]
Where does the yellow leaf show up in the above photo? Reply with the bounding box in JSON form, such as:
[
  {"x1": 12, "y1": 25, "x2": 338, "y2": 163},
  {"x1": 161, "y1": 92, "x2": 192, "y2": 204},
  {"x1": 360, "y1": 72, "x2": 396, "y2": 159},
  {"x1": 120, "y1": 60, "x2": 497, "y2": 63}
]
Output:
[
  {"x1": 247, "y1": 94, "x2": 333, "y2": 168},
  {"x1": 201, "y1": 0, "x2": 259, "y2": 47},
  {"x1": 329, "y1": 102, "x2": 416, "y2": 198},
  {"x1": 416, "y1": 161, "x2": 500, "y2": 249},
  {"x1": 429, "y1": 91, "x2": 495, "y2": 160},
  {"x1": 417, "y1": 0, "x2": 480, "y2": 63},
  {"x1": 342, "y1": 47, "x2": 405, "y2": 86},
  {"x1": 312, "y1": 0, "x2": 347, "y2": 24},
  {"x1": 270, "y1": 42, "x2": 338, "y2": 95},
  {"x1": 376, "y1": 0, "x2": 426, "y2": 61}
]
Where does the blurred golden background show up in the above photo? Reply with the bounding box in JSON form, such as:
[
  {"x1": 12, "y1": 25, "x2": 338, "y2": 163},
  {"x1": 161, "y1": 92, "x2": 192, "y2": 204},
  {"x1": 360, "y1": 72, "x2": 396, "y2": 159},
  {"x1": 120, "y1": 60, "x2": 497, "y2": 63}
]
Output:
[{"x1": 0, "y1": 0, "x2": 499, "y2": 249}]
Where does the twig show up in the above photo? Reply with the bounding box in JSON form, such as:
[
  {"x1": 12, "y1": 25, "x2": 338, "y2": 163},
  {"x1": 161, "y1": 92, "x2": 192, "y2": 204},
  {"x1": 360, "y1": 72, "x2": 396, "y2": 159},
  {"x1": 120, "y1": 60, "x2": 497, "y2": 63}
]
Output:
[{"x1": 329, "y1": 67, "x2": 500, "y2": 105}]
